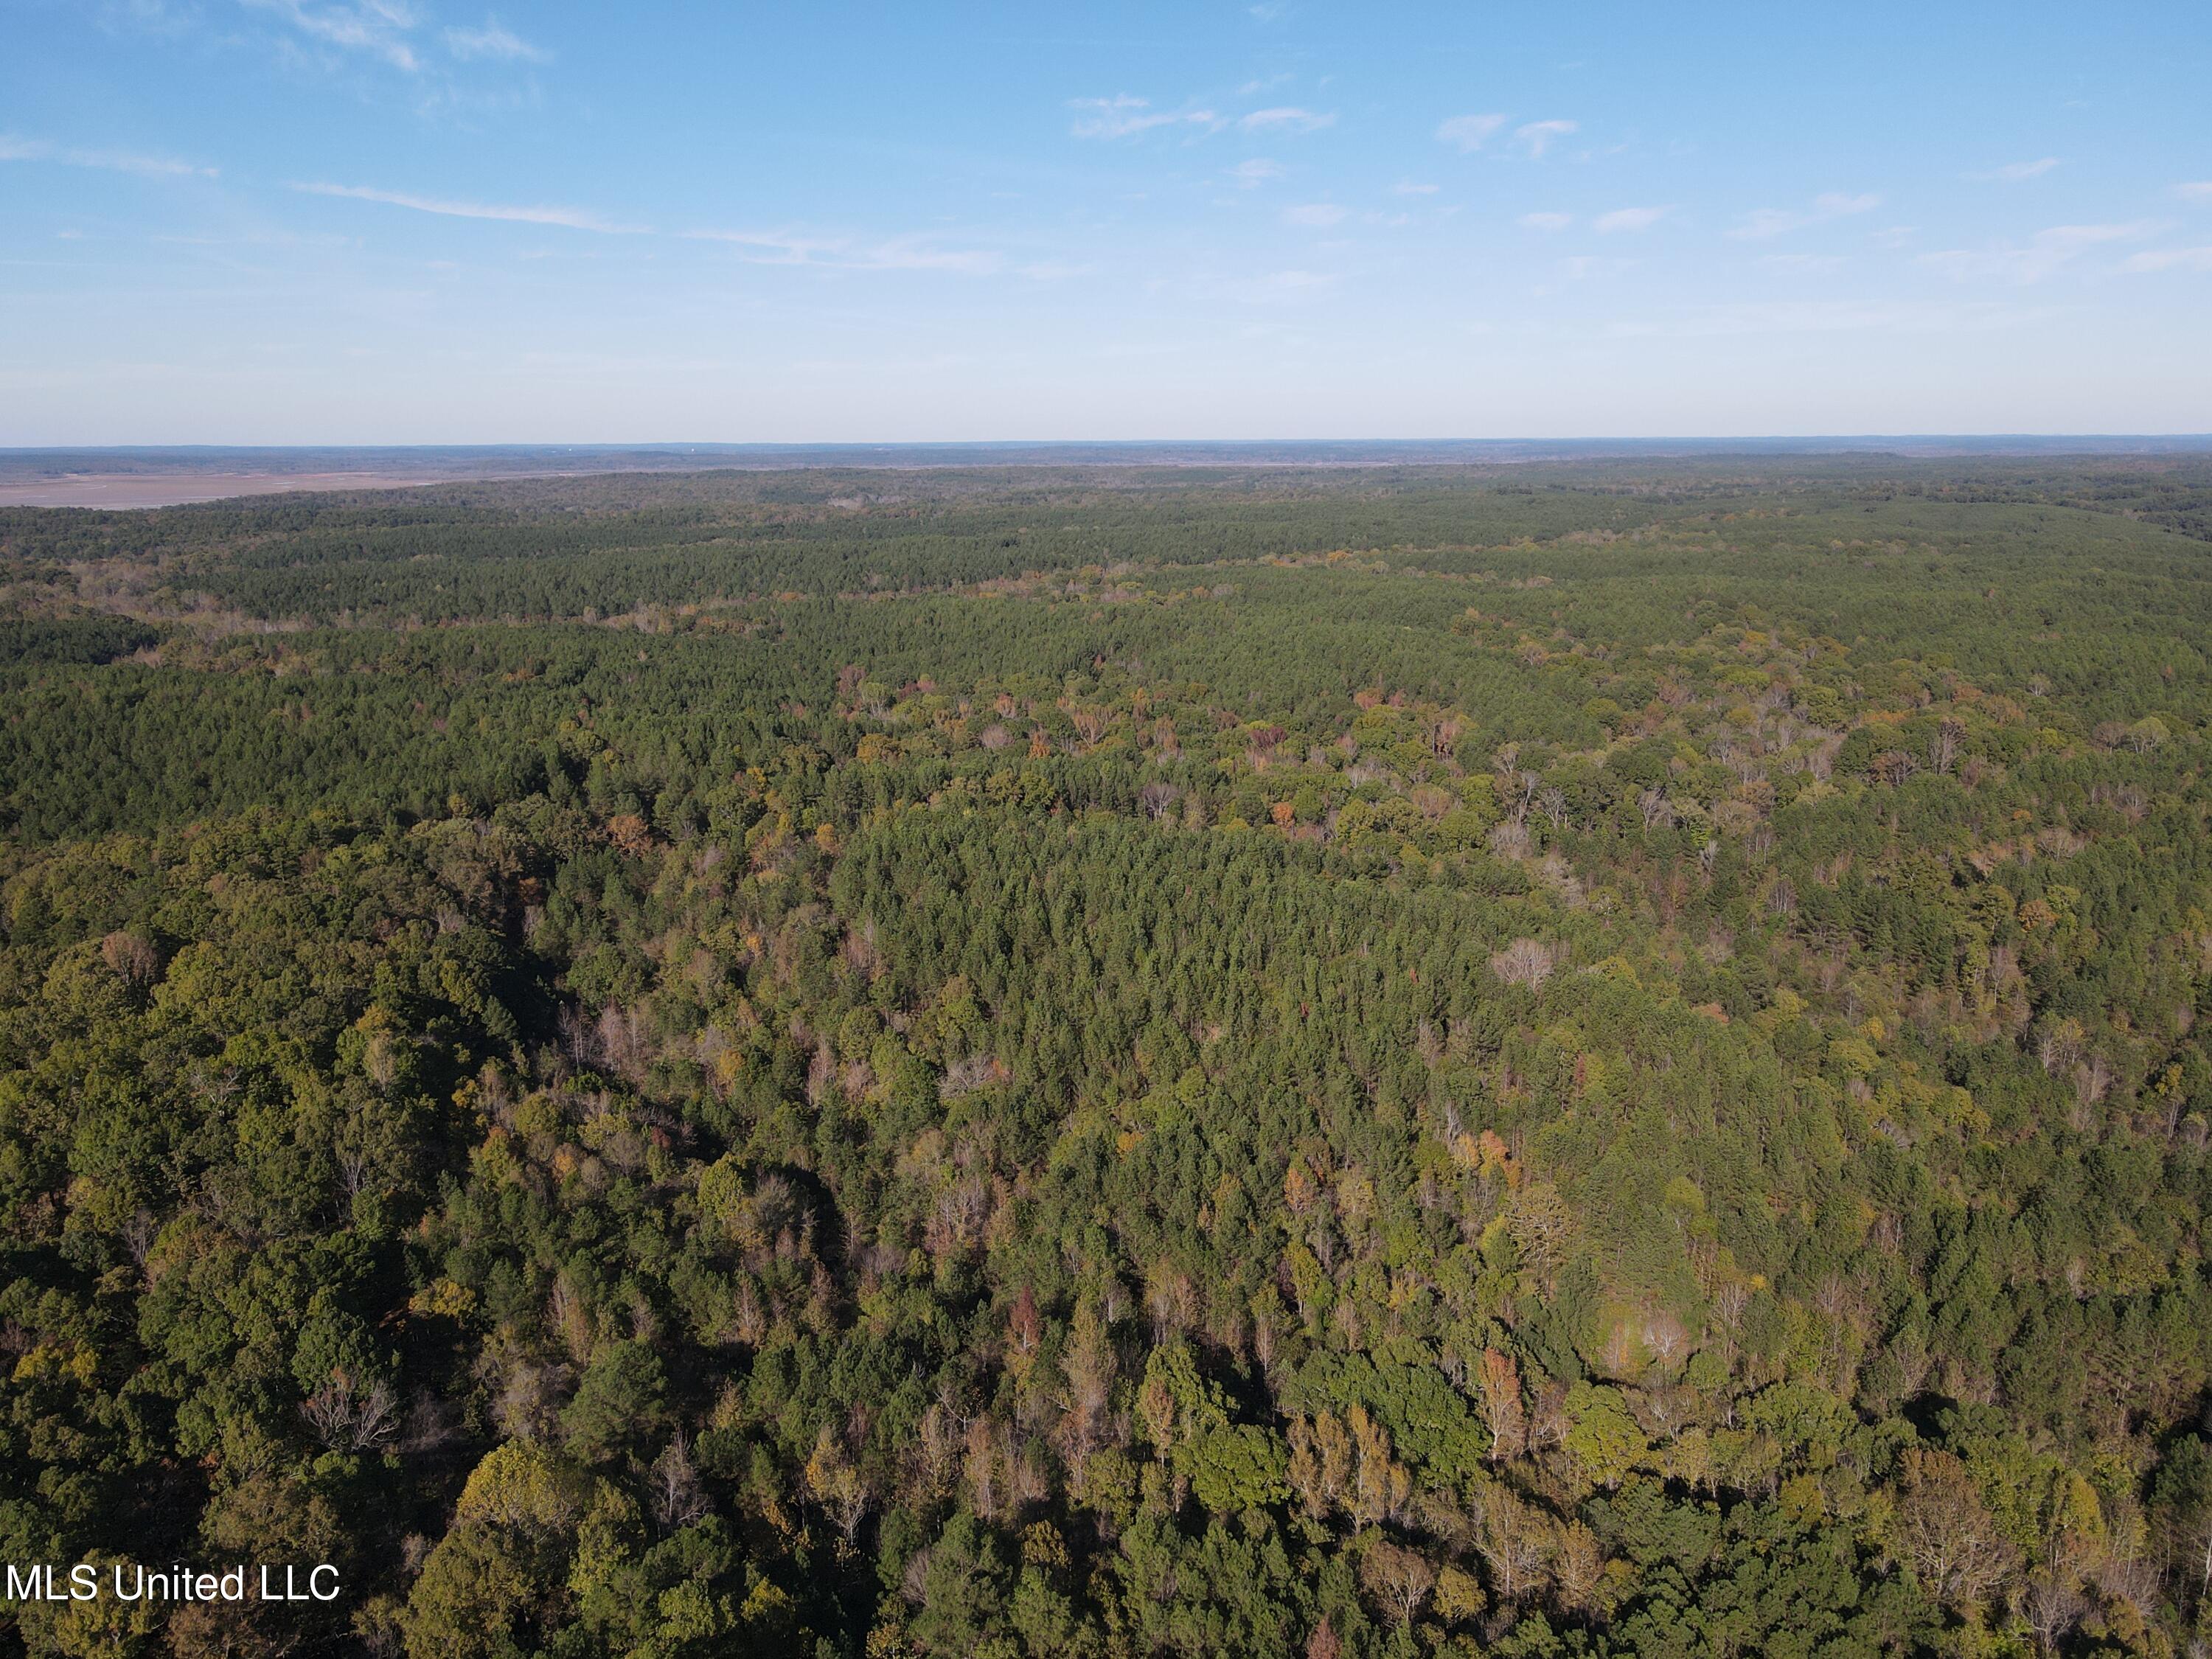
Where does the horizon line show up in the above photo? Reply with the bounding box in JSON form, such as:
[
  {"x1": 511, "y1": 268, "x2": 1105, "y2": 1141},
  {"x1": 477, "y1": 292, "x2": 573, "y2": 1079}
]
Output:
[{"x1": 7, "y1": 433, "x2": 2212, "y2": 456}]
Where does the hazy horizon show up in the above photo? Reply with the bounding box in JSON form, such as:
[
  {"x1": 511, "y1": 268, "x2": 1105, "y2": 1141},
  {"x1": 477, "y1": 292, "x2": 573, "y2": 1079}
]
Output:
[
  {"x1": 10, "y1": 434, "x2": 2211, "y2": 510},
  {"x1": 9, "y1": 434, "x2": 2212, "y2": 458}
]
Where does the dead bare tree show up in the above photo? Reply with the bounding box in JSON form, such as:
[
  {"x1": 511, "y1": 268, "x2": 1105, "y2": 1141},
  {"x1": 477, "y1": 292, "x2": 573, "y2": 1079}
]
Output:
[{"x1": 1490, "y1": 937, "x2": 1562, "y2": 989}]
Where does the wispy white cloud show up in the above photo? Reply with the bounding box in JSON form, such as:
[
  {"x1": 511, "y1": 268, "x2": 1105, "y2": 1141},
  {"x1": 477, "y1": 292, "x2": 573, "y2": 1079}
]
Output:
[
  {"x1": 1969, "y1": 157, "x2": 2061, "y2": 182},
  {"x1": 1440, "y1": 112, "x2": 1575, "y2": 157},
  {"x1": 1228, "y1": 159, "x2": 1283, "y2": 188},
  {"x1": 686, "y1": 227, "x2": 1004, "y2": 274},
  {"x1": 1015, "y1": 260, "x2": 1089, "y2": 281},
  {"x1": 0, "y1": 134, "x2": 216, "y2": 178},
  {"x1": 2176, "y1": 181, "x2": 2212, "y2": 203},
  {"x1": 1921, "y1": 220, "x2": 2163, "y2": 283},
  {"x1": 2122, "y1": 246, "x2": 2212, "y2": 274},
  {"x1": 1435, "y1": 113, "x2": 1506, "y2": 153},
  {"x1": 1518, "y1": 211, "x2": 1571, "y2": 231},
  {"x1": 1515, "y1": 119, "x2": 1577, "y2": 159},
  {"x1": 1391, "y1": 181, "x2": 1439, "y2": 196},
  {"x1": 1727, "y1": 191, "x2": 1880, "y2": 240},
  {"x1": 1281, "y1": 202, "x2": 1345, "y2": 227},
  {"x1": 153, "y1": 229, "x2": 355, "y2": 248},
  {"x1": 1222, "y1": 268, "x2": 1336, "y2": 303},
  {"x1": 1869, "y1": 225, "x2": 1916, "y2": 248},
  {"x1": 1068, "y1": 95, "x2": 1220, "y2": 139},
  {"x1": 1240, "y1": 106, "x2": 1334, "y2": 133},
  {"x1": 445, "y1": 17, "x2": 546, "y2": 63},
  {"x1": 1604, "y1": 298, "x2": 2047, "y2": 338},
  {"x1": 1594, "y1": 204, "x2": 1670, "y2": 234},
  {"x1": 1559, "y1": 254, "x2": 1634, "y2": 280},
  {"x1": 684, "y1": 229, "x2": 841, "y2": 263},
  {"x1": 243, "y1": 0, "x2": 424, "y2": 72},
  {"x1": 296, "y1": 181, "x2": 645, "y2": 232},
  {"x1": 860, "y1": 239, "x2": 1006, "y2": 274},
  {"x1": 1759, "y1": 252, "x2": 1843, "y2": 274}
]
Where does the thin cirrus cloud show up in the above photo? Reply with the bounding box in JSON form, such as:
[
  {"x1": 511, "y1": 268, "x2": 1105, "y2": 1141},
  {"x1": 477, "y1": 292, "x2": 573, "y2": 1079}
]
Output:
[
  {"x1": 1391, "y1": 181, "x2": 1440, "y2": 196},
  {"x1": 1012, "y1": 260, "x2": 1088, "y2": 282},
  {"x1": 1519, "y1": 211, "x2": 1572, "y2": 231},
  {"x1": 1220, "y1": 268, "x2": 1337, "y2": 304},
  {"x1": 243, "y1": 0, "x2": 425, "y2": 73},
  {"x1": 1601, "y1": 298, "x2": 2045, "y2": 340},
  {"x1": 1068, "y1": 97, "x2": 1327, "y2": 140},
  {"x1": 2175, "y1": 182, "x2": 2212, "y2": 202},
  {"x1": 1239, "y1": 107, "x2": 1335, "y2": 133},
  {"x1": 1436, "y1": 115, "x2": 1576, "y2": 156},
  {"x1": 1922, "y1": 220, "x2": 2163, "y2": 284},
  {"x1": 244, "y1": 1, "x2": 548, "y2": 73},
  {"x1": 294, "y1": 181, "x2": 646, "y2": 233},
  {"x1": 1435, "y1": 113, "x2": 1506, "y2": 153},
  {"x1": 1514, "y1": 120, "x2": 1577, "y2": 158},
  {"x1": 685, "y1": 229, "x2": 1006, "y2": 275},
  {"x1": 1593, "y1": 205, "x2": 1670, "y2": 234},
  {"x1": 1557, "y1": 254, "x2": 1634, "y2": 281},
  {"x1": 1759, "y1": 252, "x2": 1843, "y2": 274},
  {"x1": 298, "y1": 182, "x2": 1021, "y2": 276},
  {"x1": 1282, "y1": 203, "x2": 1346, "y2": 228},
  {"x1": 444, "y1": 19, "x2": 549, "y2": 63},
  {"x1": 1229, "y1": 159, "x2": 1284, "y2": 188},
  {"x1": 1068, "y1": 96, "x2": 1220, "y2": 139},
  {"x1": 1726, "y1": 192, "x2": 1881, "y2": 240},
  {"x1": 1971, "y1": 157, "x2": 2062, "y2": 182},
  {"x1": 0, "y1": 134, "x2": 216, "y2": 178},
  {"x1": 2122, "y1": 246, "x2": 2212, "y2": 274}
]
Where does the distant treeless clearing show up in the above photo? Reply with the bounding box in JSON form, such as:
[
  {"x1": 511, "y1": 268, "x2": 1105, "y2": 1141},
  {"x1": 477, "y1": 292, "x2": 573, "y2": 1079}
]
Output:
[{"x1": 0, "y1": 471, "x2": 454, "y2": 508}]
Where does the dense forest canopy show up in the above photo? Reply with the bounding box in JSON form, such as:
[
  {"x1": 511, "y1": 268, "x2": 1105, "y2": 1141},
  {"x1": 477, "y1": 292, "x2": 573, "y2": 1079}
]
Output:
[{"x1": 1, "y1": 457, "x2": 2211, "y2": 1658}]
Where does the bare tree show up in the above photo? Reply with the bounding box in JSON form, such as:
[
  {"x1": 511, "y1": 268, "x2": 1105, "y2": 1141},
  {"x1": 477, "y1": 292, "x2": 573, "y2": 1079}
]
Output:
[
  {"x1": 302, "y1": 1369, "x2": 399, "y2": 1451},
  {"x1": 1511, "y1": 769, "x2": 1543, "y2": 823},
  {"x1": 100, "y1": 931, "x2": 161, "y2": 986},
  {"x1": 805, "y1": 1425, "x2": 872, "y2": 1543},
  {"x1": 121, "y1": 1209, "x2": 157, "y2": 1279},
  {"x1": 2020, "y1": 1571, "x2": 2087, "y2": 1656},
  {"x1": 1476, "y1": 1489, "x2": 1553, "y2": 1604},
  {"x1": 650, "y1": 1432, "x2": 710, "y2": 1529},
  {"x1": 1490, "y1": 937, "x2": 1562, "y2": 990},
  {"x1": 1893, "y1": 1448, "x2": 2016, "y2": 1607},
  {"x1": 1928, "y1": 717, "x2": 1966, "y2": 776},
  {"x1": 1477, "y1": 1347, "x2": 1527, "y2": 1461},
  {"x1": 1360, "y1": 1538, "x2": 1436, "y2": 1625},
  {"x1": 1552, "y1": 1520, "x2": 1610, "y2": 1617}
]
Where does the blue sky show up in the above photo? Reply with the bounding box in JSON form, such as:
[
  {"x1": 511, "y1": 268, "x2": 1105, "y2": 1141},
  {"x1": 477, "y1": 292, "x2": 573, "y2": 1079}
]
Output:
[{"x1": 4, "y1": 1, "x2": 2210, "y2": 442}]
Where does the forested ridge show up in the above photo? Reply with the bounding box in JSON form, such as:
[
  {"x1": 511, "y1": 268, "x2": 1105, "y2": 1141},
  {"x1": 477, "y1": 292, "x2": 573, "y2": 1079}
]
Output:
[{"x1": 1, "y1": 460, "x2": 2211, "y2": 1658}]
